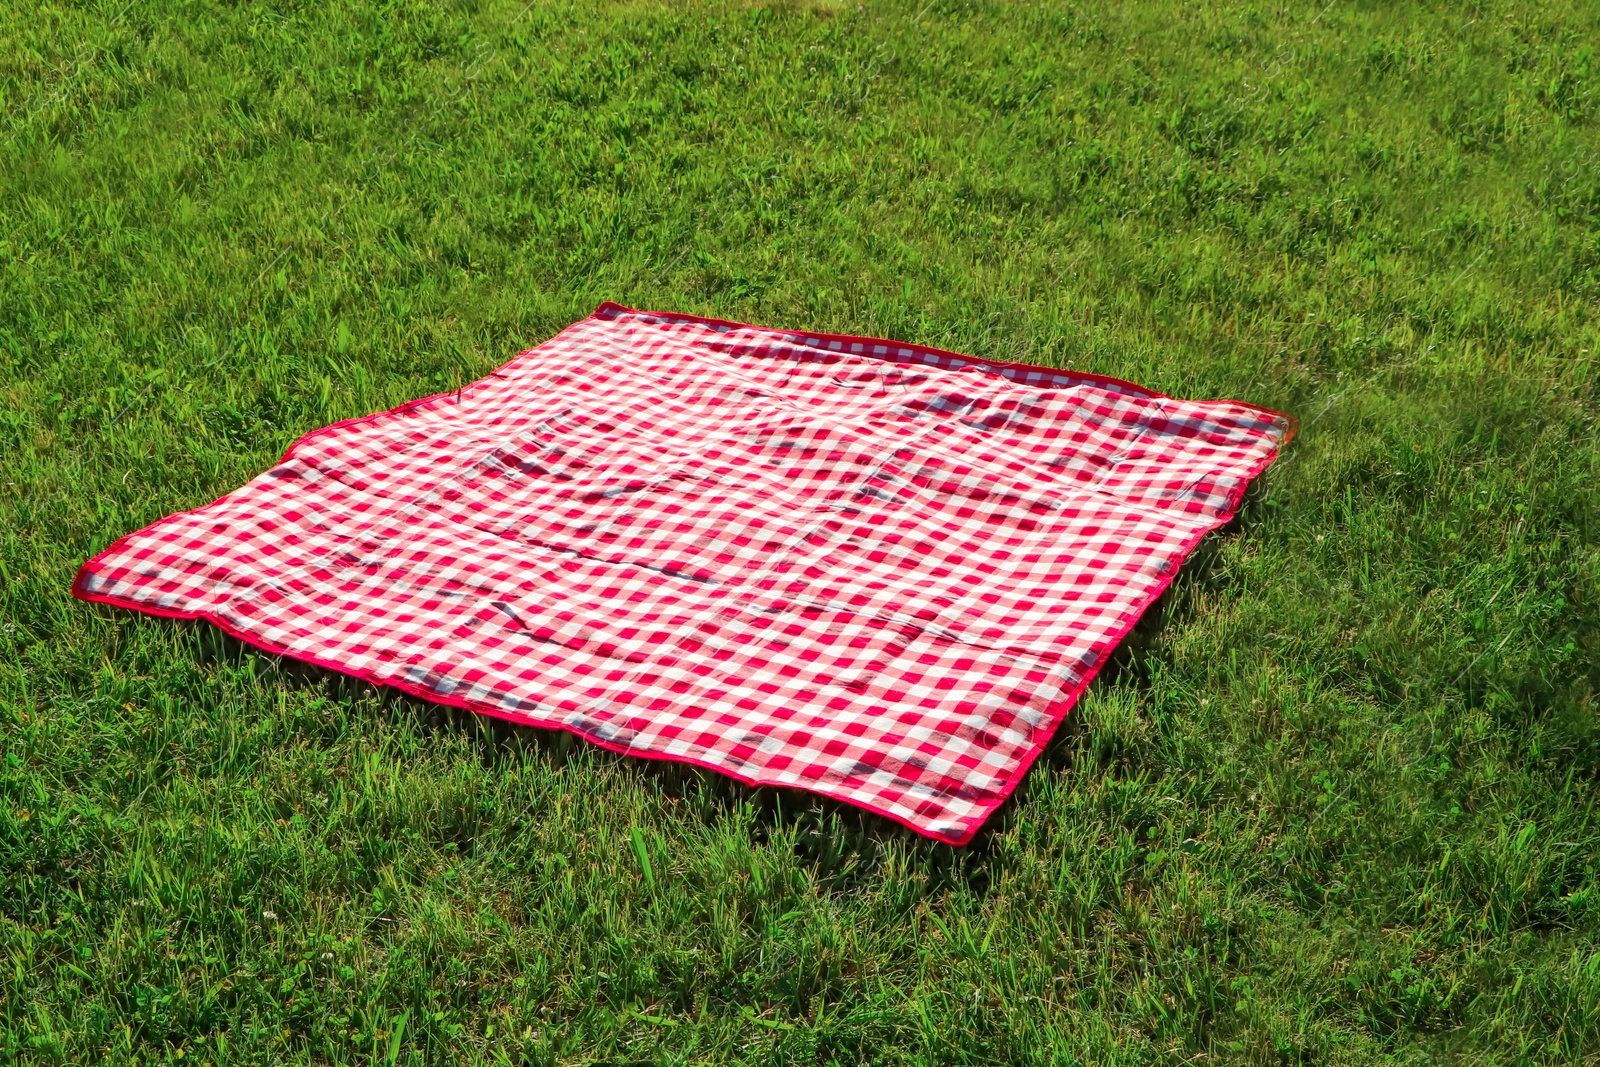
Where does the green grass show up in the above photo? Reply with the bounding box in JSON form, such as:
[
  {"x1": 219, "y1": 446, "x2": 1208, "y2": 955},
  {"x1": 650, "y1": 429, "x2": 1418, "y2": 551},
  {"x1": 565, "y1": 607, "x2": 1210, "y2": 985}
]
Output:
[{"x1": 3, "y1": 0, "x2": 1599, "y2": 1062}]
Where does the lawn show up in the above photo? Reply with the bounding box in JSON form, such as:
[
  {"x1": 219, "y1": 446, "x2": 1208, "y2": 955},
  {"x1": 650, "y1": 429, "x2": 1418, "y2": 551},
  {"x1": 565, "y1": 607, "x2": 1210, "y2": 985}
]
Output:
[{"x1": 2, "y1": 0, "x2": 1598, "y2": 1062}]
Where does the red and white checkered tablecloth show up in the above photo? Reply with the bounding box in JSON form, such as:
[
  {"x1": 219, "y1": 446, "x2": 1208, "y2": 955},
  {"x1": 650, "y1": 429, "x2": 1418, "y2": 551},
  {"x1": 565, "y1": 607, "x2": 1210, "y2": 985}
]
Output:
[{"x1": 75, "y1": 303, "x2": 1292, "y2": 843}]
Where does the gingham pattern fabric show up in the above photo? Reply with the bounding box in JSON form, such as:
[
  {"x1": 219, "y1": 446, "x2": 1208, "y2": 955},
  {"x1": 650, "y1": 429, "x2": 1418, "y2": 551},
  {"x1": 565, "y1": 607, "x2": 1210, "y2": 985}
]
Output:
[{"x1": 74, "y1": 303, "x2": 1292, "y2": 843}]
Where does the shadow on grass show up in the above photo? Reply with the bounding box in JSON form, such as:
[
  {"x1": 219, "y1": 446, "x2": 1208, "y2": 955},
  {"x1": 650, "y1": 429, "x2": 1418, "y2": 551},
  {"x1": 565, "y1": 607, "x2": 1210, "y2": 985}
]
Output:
[
  {"x1": 139, "y1": 479, "x2": 1274, "y2": 896},
  {"x1": 973, "y1": 477, "x2": 1269, "y2": 829}
]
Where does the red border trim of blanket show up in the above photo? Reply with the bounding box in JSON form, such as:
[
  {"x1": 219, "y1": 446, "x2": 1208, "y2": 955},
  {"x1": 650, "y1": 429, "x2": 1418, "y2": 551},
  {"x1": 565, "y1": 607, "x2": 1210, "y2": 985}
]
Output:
[{"x1": 72, "y1": 302, "x2": 1297, "y2": 846}]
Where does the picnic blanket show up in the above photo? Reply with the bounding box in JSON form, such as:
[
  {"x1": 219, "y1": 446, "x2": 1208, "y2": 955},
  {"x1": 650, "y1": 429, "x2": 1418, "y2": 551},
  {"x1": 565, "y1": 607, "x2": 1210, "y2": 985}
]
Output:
[{"x1": 74, "y1": 303, "x2": 1293, "y2": 843}]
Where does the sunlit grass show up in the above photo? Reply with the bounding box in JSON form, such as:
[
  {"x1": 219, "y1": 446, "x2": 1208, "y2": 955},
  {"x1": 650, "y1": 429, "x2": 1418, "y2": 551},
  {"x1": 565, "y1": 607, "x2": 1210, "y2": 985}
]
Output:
[{"x1": 2, "y1": 0, "x2": 1598, "y2": 1062}]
